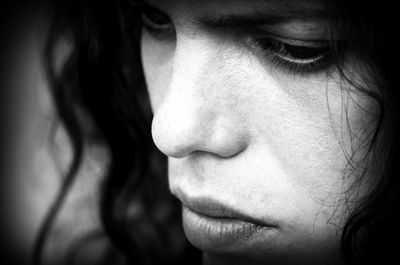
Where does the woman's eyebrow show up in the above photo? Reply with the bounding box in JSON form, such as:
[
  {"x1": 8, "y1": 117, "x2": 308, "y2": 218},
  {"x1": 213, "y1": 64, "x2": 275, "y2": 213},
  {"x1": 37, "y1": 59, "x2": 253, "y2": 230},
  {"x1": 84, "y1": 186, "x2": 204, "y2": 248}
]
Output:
[{"x1": 192, "y1": 5, "x2": 327, "y2": 28}]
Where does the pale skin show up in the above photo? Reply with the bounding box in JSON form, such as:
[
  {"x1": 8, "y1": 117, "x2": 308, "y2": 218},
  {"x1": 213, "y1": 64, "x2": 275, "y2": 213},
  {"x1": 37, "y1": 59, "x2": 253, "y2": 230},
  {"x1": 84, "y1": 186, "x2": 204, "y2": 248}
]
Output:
[{"x1": 140, "y1": 0, "x2": 381, "y2": 264}]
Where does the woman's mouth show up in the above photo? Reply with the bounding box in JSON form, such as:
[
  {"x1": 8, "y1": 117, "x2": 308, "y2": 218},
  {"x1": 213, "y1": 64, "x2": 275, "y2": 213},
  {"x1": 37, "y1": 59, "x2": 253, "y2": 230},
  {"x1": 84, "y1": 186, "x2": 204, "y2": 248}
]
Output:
[{"x1": 178, "y1": 193, "x2": 277, "y2": 252}]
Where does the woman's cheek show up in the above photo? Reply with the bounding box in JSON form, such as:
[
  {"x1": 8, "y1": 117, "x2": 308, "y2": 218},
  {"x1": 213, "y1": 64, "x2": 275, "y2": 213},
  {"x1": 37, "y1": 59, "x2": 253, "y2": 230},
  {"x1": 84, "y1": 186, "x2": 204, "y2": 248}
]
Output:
[{"x1": 242, "y1": 66, "x2": 376, "y2": 225}]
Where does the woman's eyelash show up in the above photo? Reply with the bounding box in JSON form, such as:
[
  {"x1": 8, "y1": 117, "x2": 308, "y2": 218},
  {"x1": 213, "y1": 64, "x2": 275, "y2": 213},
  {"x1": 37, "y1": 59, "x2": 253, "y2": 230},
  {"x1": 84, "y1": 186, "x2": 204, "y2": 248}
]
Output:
[{"x1": 254, "y1": 38, "x2": 337, "y2": 75}]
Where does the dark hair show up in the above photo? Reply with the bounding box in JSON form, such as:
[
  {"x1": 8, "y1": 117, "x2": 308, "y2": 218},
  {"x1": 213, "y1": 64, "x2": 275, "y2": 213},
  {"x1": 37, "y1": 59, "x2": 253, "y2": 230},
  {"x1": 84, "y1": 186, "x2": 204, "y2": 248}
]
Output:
[
  {"x1": 34, "y1": 0, "x2": 399, "y2": 264},
  {"x1": 330, "y1": 1, "x2": 400, "y2": 264}
]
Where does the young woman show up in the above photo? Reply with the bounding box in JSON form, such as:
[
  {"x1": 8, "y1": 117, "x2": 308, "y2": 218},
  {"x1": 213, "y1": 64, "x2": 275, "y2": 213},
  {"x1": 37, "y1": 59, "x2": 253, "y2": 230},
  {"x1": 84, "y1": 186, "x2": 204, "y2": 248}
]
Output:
[{"x1": 35, "y1": 0, "x2": 399, "y2": 264}]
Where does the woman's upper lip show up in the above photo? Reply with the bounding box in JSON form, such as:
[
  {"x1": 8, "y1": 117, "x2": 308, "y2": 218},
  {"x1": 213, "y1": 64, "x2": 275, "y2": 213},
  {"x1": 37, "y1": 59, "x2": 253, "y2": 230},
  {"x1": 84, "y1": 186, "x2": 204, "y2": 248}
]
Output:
[{"x1": 175, "y1": 190, "x2": 276, "y2": 227}]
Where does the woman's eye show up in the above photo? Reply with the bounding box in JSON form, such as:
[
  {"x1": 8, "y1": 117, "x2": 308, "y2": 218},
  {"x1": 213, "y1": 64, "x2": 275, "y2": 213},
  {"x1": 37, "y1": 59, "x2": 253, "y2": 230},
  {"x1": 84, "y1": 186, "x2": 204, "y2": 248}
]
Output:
[
  {"x1": 140, "y1": 5, "x2": 174, "y2": 37},
  {"x1": 255, "y1": 38, "x2": 335, "y2": 74}
]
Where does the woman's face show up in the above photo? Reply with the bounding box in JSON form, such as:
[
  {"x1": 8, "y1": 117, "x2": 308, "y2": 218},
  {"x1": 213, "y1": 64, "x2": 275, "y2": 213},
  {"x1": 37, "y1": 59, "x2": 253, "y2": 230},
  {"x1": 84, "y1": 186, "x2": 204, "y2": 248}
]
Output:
[{"x1": 141, "y1": 0, "x2": 380, "y2": 264}]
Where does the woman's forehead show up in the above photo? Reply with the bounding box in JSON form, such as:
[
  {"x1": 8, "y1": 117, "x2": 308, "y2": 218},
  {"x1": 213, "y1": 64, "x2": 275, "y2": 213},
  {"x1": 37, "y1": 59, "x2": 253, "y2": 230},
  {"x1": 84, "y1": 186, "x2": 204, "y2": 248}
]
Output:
[
  {"x1": 144, "y1": 0, "x2": 327, "y2": 12},
  {"x1": 144, "y1": 0, "x2": 328, "y2": 23}
]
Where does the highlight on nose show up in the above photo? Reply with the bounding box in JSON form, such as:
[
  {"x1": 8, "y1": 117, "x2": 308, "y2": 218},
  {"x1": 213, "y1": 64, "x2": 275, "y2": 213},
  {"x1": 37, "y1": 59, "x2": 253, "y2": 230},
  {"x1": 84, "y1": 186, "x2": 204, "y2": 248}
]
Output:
[{"x1": 151, "y1": 106, "x2": 248, "y2": 159}]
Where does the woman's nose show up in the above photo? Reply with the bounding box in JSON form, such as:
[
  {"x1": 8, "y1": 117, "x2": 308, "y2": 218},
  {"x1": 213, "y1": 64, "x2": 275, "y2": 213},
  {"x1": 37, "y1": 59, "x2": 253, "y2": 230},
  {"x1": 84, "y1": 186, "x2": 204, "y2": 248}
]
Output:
[
  {"x1": 152, "y1": 101, "x2": 248, "y2": 158},
  {"x1": 151, "y1": 41, "x2": 249, "y2": 159}
]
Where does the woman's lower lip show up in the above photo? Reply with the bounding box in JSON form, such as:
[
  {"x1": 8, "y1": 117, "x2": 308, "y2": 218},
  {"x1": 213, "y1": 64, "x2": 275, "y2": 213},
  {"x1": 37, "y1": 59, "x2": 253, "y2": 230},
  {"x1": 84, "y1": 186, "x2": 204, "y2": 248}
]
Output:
[{"x1": 182, "y1": 205, "x2": 271, "y2": 252}]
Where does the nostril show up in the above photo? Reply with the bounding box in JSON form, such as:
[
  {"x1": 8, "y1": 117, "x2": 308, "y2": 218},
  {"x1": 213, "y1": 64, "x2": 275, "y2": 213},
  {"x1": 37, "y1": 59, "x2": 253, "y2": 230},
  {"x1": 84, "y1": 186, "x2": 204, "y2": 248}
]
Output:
[
  {"x1": 214, "y1": 141, "x2": 247, "y2": 158},
  {"x1": 205, "y1": 129, "x2": 248, "y2": 158},
  {"x1": 152, "y1": 130, "x2": 200, "y2": 158}
]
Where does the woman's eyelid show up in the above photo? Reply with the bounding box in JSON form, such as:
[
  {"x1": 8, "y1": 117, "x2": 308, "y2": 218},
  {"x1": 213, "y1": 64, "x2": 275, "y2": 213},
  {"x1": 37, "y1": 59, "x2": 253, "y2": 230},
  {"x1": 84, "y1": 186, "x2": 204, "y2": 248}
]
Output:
[
  {"x1": 140, "y1": 4, "x2": 174, "y2": 27},
  {"x1": 254, "y1": 19, "x2": 333, "y2": 42},
  {"x1": 141, "y1": 12, "x2": 172, "y2": 30},
  {"x1": 253, "y1": 30, "x2": 331, "y2": 48}
]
